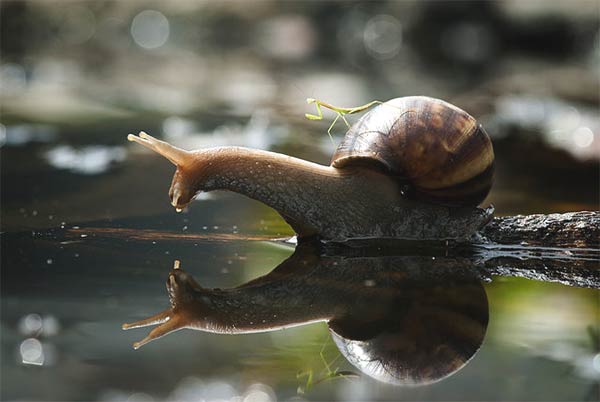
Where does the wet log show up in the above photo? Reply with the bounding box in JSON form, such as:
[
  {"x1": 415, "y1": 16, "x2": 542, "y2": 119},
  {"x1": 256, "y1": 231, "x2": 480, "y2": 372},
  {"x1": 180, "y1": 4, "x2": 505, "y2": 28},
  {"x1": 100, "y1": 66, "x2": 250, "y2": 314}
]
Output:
[
  {"x1": 475, "y1": 211, "x2": 599, "y2": 288},
  {"x1": 323, "y1": 211, "x2": 600, "y2": 289},
  {"x1": 478, "y1": 211, "x2": 599, "y2": 248},
  {"x1": 479, "y1": 256, "x2": 599, "y2": 289}
]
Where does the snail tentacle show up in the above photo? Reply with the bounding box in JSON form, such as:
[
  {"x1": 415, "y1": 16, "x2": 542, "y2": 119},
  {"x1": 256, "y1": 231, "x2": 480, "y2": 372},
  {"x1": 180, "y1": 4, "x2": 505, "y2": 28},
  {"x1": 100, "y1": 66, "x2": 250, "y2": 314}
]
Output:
[
  {"x1": 122, "y1": 309, "x2": 171, "y2": 330},
  {"x1": 128, "y1": 131, "x2": 192, "y2": 166},
  {"x1": 131, "y1": 316, "x2": 185, "y2": 350}
]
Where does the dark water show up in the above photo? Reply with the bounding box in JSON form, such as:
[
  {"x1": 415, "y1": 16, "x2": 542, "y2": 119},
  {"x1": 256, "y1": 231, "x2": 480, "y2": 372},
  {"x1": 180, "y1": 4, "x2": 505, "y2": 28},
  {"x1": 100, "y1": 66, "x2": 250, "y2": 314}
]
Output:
[
  {"x1": 2, "y1": 1, "x2": 600, "y2": 400},
  {"x1": 2, "y1": 227, "x2": 599, "y2": 401}
]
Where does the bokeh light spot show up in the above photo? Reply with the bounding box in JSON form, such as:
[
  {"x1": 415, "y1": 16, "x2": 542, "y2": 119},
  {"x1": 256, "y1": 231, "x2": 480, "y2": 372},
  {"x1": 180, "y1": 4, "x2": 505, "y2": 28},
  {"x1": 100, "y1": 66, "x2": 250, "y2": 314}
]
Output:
[
  {"x1": 20, "y1": 338, "x2": 44, "y2": 366},
  {"x1": 441, "y1": 22, "x2": 493, "y2": 63},
  {"x1": 45, "y1": 145, "x2": 126, "y2": 175},
  {"x1": 0, "y1": 123, "x2": 6, "y2": 147},
  {"x1": 0, "y1": 63, "x2": 27, "y2": 95},
  {"x1": 573, "y1": 127, "x2": 594, "y2": 148},
  {"x1": 43, "y1": 315, "x2": 61, "y2": 336},
  {"x1": 593, "y1": 353, "x2": 600, "y2": 373},
  {"x1": 60, "y1": 5, "x2": 96, "y2": 45},
  {"x1": 131, "y1": 10, "x2": 170, "y2": 49},
  {"x1": 243, "y1": 383, "x2": 275, "y2": 402},
  {"x1": 363, "y1": 15, "x2": 402, "y2": 60},
  {"x1": 18, "y1": 313, "x2": 43, "y2": 336},
  {"x1": 126, "y1": 392, "x2": 154, "y2": 402}
]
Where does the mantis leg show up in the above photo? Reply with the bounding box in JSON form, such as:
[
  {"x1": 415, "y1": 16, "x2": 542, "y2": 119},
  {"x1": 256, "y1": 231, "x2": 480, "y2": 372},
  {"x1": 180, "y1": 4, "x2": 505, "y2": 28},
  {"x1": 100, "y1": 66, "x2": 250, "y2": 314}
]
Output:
[
  {"x1": 340, "y1": 114, "x2": 351, "y2": 128},
  {"x1": 346, "y1": 100, "x2": 382, "y2": 115},
  {"x1": 326, "y1": 114, "x2": 341, "y2": 145},
  {"x1": 296, "y1": 369, "x2": 314, "y2": 393},
  {"x1": 319, "y1": 342, "x2": 333, "y2": 375},
  {"x1": 305, "y1": 102, "x2": 324, "y2": 121}
]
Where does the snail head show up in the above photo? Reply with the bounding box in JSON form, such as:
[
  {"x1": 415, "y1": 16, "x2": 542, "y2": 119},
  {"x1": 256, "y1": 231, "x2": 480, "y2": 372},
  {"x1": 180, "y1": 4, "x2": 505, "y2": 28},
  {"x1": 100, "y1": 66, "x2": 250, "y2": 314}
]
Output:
[
  {"x1": 166, "y1": 267, "x2": 203, "y2": 309},
  {"x1": 128, "y1": 132, "x2": 202, "y2": 211},
  {"x1": 122, "y1": 263, "x2": 206, "y2": 350}
]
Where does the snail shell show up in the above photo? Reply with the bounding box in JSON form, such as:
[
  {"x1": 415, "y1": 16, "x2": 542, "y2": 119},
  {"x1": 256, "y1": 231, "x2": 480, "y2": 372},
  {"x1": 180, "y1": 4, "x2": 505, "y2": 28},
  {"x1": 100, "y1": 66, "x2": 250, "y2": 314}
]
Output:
[{"x1": 332, "y1": 96, "x2": 495, "y2": 207}]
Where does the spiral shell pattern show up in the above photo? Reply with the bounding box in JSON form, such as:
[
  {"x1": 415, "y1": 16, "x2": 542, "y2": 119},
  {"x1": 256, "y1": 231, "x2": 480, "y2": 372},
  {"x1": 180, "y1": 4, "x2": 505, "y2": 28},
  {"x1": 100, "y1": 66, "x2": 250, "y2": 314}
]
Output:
[{"x1": 331, "y1": 96, "x2": 494, "y2": 207}]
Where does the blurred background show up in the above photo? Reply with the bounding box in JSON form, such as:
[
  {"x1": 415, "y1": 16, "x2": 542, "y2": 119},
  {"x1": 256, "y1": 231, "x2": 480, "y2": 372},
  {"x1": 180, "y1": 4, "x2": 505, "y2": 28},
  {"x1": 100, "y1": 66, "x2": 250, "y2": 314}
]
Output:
[{"x1": 1, "y1": 1, "x2": 599, "y2": 401}]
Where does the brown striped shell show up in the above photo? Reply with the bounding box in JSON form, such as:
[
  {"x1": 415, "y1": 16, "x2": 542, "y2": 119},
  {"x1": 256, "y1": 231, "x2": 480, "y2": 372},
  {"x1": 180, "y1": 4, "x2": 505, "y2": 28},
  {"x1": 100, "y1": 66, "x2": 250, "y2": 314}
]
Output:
[{"x1": 332, "y1": 96, "x2": 495, "y2": 207}]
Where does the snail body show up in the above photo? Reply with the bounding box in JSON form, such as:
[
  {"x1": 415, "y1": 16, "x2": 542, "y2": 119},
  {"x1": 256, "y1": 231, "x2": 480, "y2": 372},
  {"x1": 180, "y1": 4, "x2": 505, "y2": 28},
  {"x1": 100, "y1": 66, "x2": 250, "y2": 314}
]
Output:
[{"x1": 128, "y1": 96, "x2": 494, "y2": 242}]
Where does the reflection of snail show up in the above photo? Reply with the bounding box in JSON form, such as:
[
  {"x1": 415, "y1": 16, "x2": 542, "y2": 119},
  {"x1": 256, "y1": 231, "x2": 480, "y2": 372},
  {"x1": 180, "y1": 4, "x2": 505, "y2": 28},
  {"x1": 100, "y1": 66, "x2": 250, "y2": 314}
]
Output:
[
  {"x1": 123, "y1": 242, "x2": 489, "y2": 386},
  {"x1": 128, "y1": 97, "x2": 494, "y2": 242},
  {"x1": 328, "y1": 265, "x2": 488, "y2": 385}
]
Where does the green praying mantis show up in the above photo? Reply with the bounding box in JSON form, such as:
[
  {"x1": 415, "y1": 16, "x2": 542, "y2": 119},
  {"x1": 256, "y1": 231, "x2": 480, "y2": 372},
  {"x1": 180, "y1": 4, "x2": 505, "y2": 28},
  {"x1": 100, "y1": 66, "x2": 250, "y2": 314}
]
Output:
[
  {"x1": 296, "y1": 341, "x2": 360, "y2": 395},
  {"x1": 305, "y1": 98, "x2": 383, "y2": 144}
]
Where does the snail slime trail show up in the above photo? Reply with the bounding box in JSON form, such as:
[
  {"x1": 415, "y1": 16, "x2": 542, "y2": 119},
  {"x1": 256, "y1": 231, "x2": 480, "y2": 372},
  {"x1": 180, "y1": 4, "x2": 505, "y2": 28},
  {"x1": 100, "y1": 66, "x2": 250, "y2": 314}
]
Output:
[{"x1": 127, "y1": 96, "x2": 495, "y2": 242}]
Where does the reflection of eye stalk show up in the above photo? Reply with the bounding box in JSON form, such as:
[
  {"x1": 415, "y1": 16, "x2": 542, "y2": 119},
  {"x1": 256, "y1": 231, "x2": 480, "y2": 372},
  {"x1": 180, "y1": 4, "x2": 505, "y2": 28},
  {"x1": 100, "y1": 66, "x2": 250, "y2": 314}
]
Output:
[{"x1": 123, "y1": 243, "x2": 488, "y2": 386}]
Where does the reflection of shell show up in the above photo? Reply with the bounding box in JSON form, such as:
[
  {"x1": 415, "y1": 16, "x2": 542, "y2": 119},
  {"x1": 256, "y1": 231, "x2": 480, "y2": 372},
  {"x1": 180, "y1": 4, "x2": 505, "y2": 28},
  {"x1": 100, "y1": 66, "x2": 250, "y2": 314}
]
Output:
[{"x1": 328, "y1": 272, "x2": 488, "y2": 386}]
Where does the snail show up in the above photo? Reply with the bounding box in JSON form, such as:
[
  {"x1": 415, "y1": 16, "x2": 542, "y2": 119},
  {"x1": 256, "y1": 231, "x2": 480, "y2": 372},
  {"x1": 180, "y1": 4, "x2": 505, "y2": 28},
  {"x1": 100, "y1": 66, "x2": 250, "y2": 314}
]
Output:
[
  {"x1": 127, "y1": 96, "x2": 495, "y2": 242},
  {"x1": 122, "y1": 242, "x2": 489, "y2": 385}
]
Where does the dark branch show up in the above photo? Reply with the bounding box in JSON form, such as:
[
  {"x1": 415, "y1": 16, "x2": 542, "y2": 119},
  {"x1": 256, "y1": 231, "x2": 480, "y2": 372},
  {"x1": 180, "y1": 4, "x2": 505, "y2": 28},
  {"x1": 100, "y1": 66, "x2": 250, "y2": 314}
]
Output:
[{"x1": 478, "y1": 211, "x2": 599, "y2": 248}]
